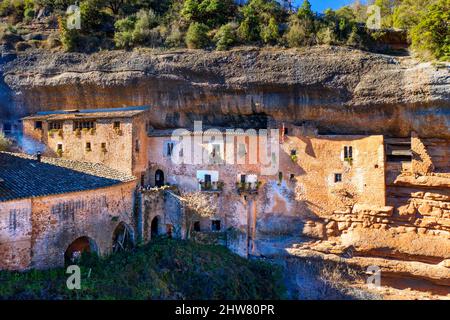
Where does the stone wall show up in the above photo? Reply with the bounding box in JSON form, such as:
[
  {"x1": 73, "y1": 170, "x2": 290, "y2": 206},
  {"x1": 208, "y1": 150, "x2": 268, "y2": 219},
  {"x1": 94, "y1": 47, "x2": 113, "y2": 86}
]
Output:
[
  {"x1": 146, "y1": 127, "x2": 387, "y2": 256},
  {"x1": 141, "y1": 188, "x2": 184, "y2": 241},
  {"x1": 0, "y1": 181, "x2": 136, "y2": 270},
  {"x1": 0, "y1": 199, "x2": 32, "y2": 270},
  {"x1": 22, "y1": 117, "x2": 136, "y2": 176}
]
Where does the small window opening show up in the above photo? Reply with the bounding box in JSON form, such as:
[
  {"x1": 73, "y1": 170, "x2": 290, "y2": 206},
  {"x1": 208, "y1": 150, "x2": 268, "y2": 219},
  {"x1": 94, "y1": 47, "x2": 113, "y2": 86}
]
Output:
[
  {"x1": 284, "y1": 127, "x2": 289, "y2": 135},
  {"x1": 86, "y1": 142, "x2": 91, "y2": 151},
  {"x1": 290, "y1": 173, "x2": 295, "y2": 181},
  {"x1": 57, "y1": 144, "x2": 63, "y2": 151},
  {"x1": 211, "y1": 220, "x2": 221, "y2": 231},
  {"x1": 166, "y1": 142, "x2": 174, "y2": 156},
  {"x1": 278, "y1": 172, "x2": 283, "y2": 183},
  {"x1": 135, "y1": 139, "x2": 140, "y2": 152},
  {"x1": 35, "y1": 121, "x2": 42, "y2": 129},
  {"x1": 193, "y1": 221, "x2": 201, "y2": 232},
  {"x1": 49, "y1": 121, "x2": 63, "y2": 130},
  {"x1": 113, "y1": 121, "x2": 121, "y2": 129},
  {"x1": 334, "y1": 173, "x2": 342, "y2": 183},
  {"x1": 344, "y1": 146, "x2": 353, "y2": 160}
]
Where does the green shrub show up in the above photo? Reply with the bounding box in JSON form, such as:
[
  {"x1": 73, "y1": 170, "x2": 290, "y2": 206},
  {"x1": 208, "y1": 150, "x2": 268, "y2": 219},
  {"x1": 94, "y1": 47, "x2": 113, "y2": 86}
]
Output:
[
  {"x1": 285, "y1": 15, "x2": 308, "y2": 47},
  {"x1": 260, "y1": 16, "x2": 279, "y2": 44},
  {"x1": 213, "y1": 23, "x2": 236, "y2": 50},
  {"x1": 410, "y1": 0, "x2": 449, "y2": 61},
  {"x1": 0, "y1": 132, "x2": 11, "y2": 151},
  {"x1": 165, "y1": 24, "x2": 184, "y2": 48},
  {"x1": 0, "y1": 238, "x2": 286, "y2": 300},
  {"x1": 185, "y1": 22, "x2": 210, "y2": 49},
  {"x1": 237, "y1": 0, "x2": 283, "y2": 44},
  {"x1": 114, "y1": 9, "x2": 164, "y2": 49},
  {"x1": 181, "y1": 0, "x2": 236, "y2": 28}
]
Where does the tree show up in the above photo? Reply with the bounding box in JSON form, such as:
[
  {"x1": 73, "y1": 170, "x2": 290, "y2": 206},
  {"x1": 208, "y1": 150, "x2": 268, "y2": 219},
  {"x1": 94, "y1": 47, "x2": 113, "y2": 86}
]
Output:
[
  {"x1": 114, "y1": 9, "x2": 162, "y2": 49},
  {"x1": 410, "y1": 0, "x2": 449, "y2": 61},
  {"x1": 213, "y1": 22, "x2": 236, "y2": 50},
  {"x1": 180, "y1": 192, "x2": 217, "y2": 239},
  {"x1": 260, "y1": 16, "x2": 279, "y2": 44},
  {"x1": 0, "y1": 132, "x2": 12, "y2": 151},
  {"x1": 392, "y1": 0, "x2": 434, "y2": 29},
  {"x1": 238, "y1": 0, "x2": 283, "y2": 43},
  {"x1": 181, "y1": 0, "x2": 236, "y2": 28},
  {"x1": 185, "y1": 21, "x2": 210, "y2": 49}
]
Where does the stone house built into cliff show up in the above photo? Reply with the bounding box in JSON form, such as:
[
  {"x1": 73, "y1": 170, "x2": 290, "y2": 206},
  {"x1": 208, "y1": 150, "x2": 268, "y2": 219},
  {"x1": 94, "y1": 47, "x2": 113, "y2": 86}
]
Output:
[
  {"x1": 146, "y1": 123, "x2": 388, "y2": 256},
  {"x1": 21, "y1": 106, "x2": 151, "y2": 178},
  {"x1": 0, "y1": 151, "x2": 137, "y2": 270}
]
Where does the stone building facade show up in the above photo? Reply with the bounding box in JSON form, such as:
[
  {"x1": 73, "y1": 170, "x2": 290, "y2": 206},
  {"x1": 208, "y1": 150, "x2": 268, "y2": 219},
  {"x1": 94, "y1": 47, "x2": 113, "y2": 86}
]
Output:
[
  {"x1": 0, "y1": 152, "x2": 137, "y2": 270},
  {"x1": 21, "y1": 106, "x2": 150, "y2": 178},
  {"x1": 2, "y1": 105, "x2": 448, "y2": 286}
]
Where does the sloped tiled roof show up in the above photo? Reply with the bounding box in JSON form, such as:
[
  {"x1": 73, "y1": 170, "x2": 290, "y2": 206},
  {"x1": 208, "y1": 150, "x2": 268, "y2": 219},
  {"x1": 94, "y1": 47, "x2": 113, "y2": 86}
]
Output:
[
  {"x1": 22, "y1": 106, "x2": 149, "y2": 121},
  {"x1": 0, "y1": 152, "x2": 135, "y2": 202}
]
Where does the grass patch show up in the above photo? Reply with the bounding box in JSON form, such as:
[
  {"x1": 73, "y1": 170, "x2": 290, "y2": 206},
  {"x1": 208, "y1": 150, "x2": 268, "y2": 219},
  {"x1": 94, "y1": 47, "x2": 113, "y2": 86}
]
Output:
[{"x1": 0, "y1": 238, "x2": 286, "y2": 300}]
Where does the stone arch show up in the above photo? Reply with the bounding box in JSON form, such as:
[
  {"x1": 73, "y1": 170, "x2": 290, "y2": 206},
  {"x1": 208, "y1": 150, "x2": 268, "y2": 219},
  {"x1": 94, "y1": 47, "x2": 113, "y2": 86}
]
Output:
[
  {"x1": 151, "y1": 215, "x2": 160, "y2": 238},
  {"x1": 155, "y1": 169, "x2": 165, "y2": 187},
  {"x1": 112, "y1": 222, "x2": 135, "y2": 253},
  {"x1": 64, "y1": 236, "x2": 98, "y2": 265}
]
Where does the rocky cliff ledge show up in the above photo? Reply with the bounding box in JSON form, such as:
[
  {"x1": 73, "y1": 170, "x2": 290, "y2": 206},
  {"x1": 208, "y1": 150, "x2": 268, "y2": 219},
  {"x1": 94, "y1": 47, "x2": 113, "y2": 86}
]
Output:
[{"x1": 1, "y1": 46, "x2": 449, "y2": 137}]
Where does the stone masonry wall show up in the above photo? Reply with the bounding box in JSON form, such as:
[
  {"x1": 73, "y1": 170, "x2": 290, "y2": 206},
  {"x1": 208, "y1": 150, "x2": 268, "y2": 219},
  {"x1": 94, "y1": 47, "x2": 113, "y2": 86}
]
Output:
[{"x1": 0, "y1": 181, "x2": 136, "y2": 270}]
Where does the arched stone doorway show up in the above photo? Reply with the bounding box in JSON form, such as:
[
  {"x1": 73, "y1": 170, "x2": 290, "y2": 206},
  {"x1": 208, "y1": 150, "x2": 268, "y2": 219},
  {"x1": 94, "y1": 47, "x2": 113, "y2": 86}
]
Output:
[
  {"x1": 155, "y1": 169, "x2": 164, "y2": 187},
  {"x1": 112, "y1": 222, "x2": 134, "y2": 253},
  {"x1": 64, "y1": 236, "x2": 98, "y2": 265},
  {"x1": 151, "y1": 216, "x2": 159, "y2": 238}
]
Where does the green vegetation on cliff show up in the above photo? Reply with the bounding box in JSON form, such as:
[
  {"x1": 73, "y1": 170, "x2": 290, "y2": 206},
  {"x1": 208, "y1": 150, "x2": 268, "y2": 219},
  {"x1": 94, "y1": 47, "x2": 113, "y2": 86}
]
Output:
[
  {"x1": 0, "y1": 0, "x2": 448, "y2": 60},
  {"x1": 0, "y1": 238, "x2": 285, "y2": 300}
]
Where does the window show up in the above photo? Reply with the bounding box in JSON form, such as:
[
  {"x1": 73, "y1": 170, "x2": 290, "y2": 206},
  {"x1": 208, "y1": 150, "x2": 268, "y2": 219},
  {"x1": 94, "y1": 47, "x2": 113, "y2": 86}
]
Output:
[
  {"x1": 165, "y1": 142, "x2": 174, "y2": 157},
  {"x1": 290, "y1": 173, "x2": 295, "y2": 181},
  {"x1": 113, "y1": 121, "x2": 121, "y2": 129},
  {"x1": 334, "y1": 173, "x2": 342, "y2": 183},
  {"x1": 284, "y1": 127, "x2": 289, "y2": 135},
  {"x1": 101, "y1": 142, "x2": 106, "y2": 151},
  {"x1": 140, "y1": 174, "x2": 145, "y2": 186},
  {"x1": 211, "y1": 144, "x2": 221, "y2": 158},
  {"x1": 344, "y1": 146, "x2": 353, "y2": 159},
  {"x1": 278, "y1": 172, "x2": 283, "y2": 183},
  {"x1": 238, "y1": 143, "x2": 247, "y2": 157},
  {"x1": 290, "y1": 149, "x2": 297, "y2": 156},
  {"x1": 86, "y1": 142, "x2": 91, "y2": 151},
  {"x1": 240, "y1": 174, "x2": 246, "y2": 184},
  {"x1": 211, "y1": 220, "x2": 221, "y2": 231},
  {"x1": 34, "y1": 121, "x2": 42, "y2": 129},
  {"x1": 193, "y1": 221, "x2": 201, "y2": 232},
  {"x1": 49, "y1": 121, "x2": 63, "y2": 130},
  {"x1": 135, "y1": 139, "x2": 140, "y2": 152},
  {"x1": 73, "y1": 121, "x2": 95, "y2": 130}
]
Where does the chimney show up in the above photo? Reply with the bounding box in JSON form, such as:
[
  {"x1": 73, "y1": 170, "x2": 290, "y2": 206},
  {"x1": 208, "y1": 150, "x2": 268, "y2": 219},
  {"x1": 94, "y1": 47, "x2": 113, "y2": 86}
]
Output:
[{"x1": 36, "y1": 152, "x2": 42, "y2": 162}]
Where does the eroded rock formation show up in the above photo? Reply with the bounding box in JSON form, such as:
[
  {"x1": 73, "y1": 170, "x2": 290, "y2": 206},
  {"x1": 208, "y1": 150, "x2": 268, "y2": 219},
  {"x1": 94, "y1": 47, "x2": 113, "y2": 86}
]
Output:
[{"x1": 1, "y1": 46, "x2": 449, "y2": 137}]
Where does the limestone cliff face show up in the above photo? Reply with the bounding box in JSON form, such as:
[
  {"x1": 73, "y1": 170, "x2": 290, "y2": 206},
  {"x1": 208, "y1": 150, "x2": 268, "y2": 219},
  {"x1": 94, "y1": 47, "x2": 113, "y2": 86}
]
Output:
[{"x1": 1, "y1": 46, "x2": 449, "y2": 137}]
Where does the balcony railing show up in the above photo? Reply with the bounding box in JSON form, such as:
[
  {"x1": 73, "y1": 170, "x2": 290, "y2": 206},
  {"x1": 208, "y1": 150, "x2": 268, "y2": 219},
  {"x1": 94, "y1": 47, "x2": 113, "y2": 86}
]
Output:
[
  {"x1": 199, "y1": 181, "x2": 224, "y2": 192},
  {"x1": 236, "y1": 181, "x2": 261, "y2": 194}
]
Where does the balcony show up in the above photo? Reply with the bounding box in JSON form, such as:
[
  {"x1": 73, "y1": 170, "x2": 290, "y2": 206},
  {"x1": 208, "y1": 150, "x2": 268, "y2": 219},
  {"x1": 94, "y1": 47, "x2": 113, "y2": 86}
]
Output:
[
  {"x1": 199, "y1": 181, "x2": 224, "y2": 192},
  {"x1": 236, "y1": 181, "x2": 261, "y2": 195}
]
